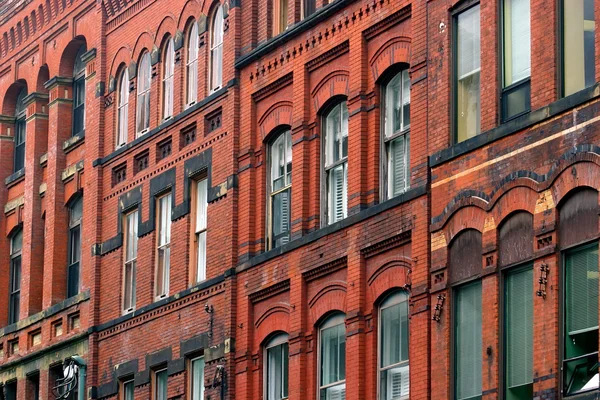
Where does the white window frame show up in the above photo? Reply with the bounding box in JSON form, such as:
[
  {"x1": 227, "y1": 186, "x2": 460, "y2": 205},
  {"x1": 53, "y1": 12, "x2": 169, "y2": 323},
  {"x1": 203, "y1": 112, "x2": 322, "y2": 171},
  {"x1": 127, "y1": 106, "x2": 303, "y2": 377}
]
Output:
[
  {"x1": 382, "y1": 69, "x2": 410, "y2": 200},
  {"x1": 264, "y1": 332, "x2": 289, "y2": 400},
  {"x1": 187, "y1": 21, "x2": 199, "y2": 108},
  {"x1": 267, "y1": 129, "x2": 292, "y2": 250},
  {"x1": 209, "y1": 4, "x2": 224, "y2": 93},
  {"x1": 323, "y1": 101, "x2": 348, "y2": 226},
  {"x1": 122, "y1": 379, "x2": 134, "y2": 400},
  {"x1": 117, "y1": 68, "x2": 129, "y2": 148},
  {"x1": 136, "y1": 52, "x2": 152, "y2": 136},
  {"x1": 155, "y1": 193, "x2": 172, "y2": 300},
  {"x1": 153, "y1": 368, "x2": 168, "y2": 400},
  {"x1": 377, "y1": 291, "x2": 410, "y2": 400},
  {"x1": 163, "y1": 38, "x2": 175, "y2": 119},
  {"x1": 190, "y1": 356, "x2": 205, "y2": 400},
  {"x1": 317, "y1": 313, "x2": 346, "y2": 400},
  {"x1": 194, "y1": 179, "x2": 208, "y2": 283},
  {"x1": 123, "y1": 210, "x2": 138, "y2": 314}
]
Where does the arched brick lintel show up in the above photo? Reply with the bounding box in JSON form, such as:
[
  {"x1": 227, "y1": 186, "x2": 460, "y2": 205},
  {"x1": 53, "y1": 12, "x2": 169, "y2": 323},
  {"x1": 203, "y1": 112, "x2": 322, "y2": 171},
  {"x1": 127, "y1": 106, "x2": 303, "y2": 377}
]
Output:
[
  {"x1": 369, "y1": 37, "x2": 411, "y2": 83},
  {"x1": 258, "y1": 101, "x2": 293, "y2": 141},
  {"x1": 308, "y1": 281, "x2": 347, "y2": 326},
  {"x1": 368, "y1": 257, "x2": 411, "y2": 306},
  {"x1": 255, "y1": 303, "x2": 290, "y2": 346},
  {"x1": 311, "y1": 71, "x2": 349, "y2": 115}
]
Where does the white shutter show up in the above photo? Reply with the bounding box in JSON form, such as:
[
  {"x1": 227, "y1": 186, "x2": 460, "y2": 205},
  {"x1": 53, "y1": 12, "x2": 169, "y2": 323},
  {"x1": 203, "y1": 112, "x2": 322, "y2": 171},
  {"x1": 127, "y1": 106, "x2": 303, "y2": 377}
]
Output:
[
  {"x1": 327, "y1": 386, "x2": 346, "y2": 400},
  {"x1": 279, "y1": 190, "x2": 290, "y2": 245},
  {"x1": 390, "y1": 136, "x2": 407, "y2": 197},
  {"x1": 388, "y1": 365, "x2": 409, "y2": 399},
  {"x1": 330, "y1": 164, "x2": 347, "y2": 224}
]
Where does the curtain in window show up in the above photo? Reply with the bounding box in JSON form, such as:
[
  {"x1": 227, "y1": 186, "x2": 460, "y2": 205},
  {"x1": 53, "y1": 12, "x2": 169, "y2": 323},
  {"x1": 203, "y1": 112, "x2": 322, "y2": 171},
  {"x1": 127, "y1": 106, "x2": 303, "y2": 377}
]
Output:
[
  {"x1": 563, "y1": 0, "x2": 595, "y2": 96},
  {"x1": 191, "y1": 357, "x2": 205, "y2": 400},
  {"x1": 187, "y1": 22, "x2": 199, "y2": 106},
  {"x1": 455, "y1": 280, "x2": 482, "y2": 400},
  {"x1": 136, "y1": 53, "x2": 151, "y2": 134},
  {"x1": 505, "y1": 266, "x2": 533, "y2": 398},
  {"x1": 195, "y1": 180, "x2": 208, "y2": 282},
  {"x1": 210, "y1": 5, "x2": 224, "y2": 92},
  {"x1": 456, "y1": 5, "x2": 481, "y2": 142},
  {"x1": 163, "y1": 39, "x2": 174, "y2": 119},
  {"x1": 117, "y1": 69, "x2": 129, "y2": 147}
]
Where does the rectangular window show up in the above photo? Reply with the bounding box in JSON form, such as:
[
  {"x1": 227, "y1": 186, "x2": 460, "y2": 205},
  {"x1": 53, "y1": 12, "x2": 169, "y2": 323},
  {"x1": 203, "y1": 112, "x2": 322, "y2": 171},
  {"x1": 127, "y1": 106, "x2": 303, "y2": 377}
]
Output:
[
  {"x1": 154, "y1": 369, "x2": 168, "y2": 400},
  {"x1": 191, "y1": 357, "x2": 205, "y2": 400},
  {"x1": 383, "y1": 70, "x2": 410, "y2": 199},
  {"x1": 156, "y1": 194, "x2": 172, "y2": 299},
  {"x1": 502, "y1": 0, "x2": 531, "y2": 120},
  {"x1": 122, "y1": 380, "x2": 134, "y2": 400},
  {"x1": 14, "y1": 119, "x2": 25, "y2": 172},
  {"x1": 455, "y1": 5, "x2": 481, "y2": 143},
  {"x1": 563, "y1": 0, "x2": 596, "y2": 96},
  {"x1": 504, "y1": 266, "x2": 533, "y2": 399},
  {"x1": 302, "y1": 0, "x2": 315, "y2": 19},
  {"x1": 123, "y1": 210, "x2": 138, "y2": 313},
  {"x1": 4, "y1": 381, "x2": 16, "y2": 400},
  {"x1": 8, "y1": 230, "x2": 22, "y2": 325},
  {"x1": 27, "y1": 373, "x2": 40, "y2": 400},
  {"x1": 563, "y1": 243, "x2": 599, "y2": 396},
  {"x1": 454, "y1": 280, "x2": 482, "y2": 400},
  {"x1": 379, "y1": 293, "x2": 410, "y2": 400},
  {"x1": 324, "y1": 102, "x2": 348, "y2": 225},
  {"x1": 194, "y1": 180, "x2": 208, "y2": 283},
  {"x1": 72, "y1": 77, "x2": 86, "y2": 136},
  {"x1": 68, "y1": 198, "x2": 83, "y2": 298},
  {"x1": 272, "y1": 0, "x2": 289, "y2": 35}
]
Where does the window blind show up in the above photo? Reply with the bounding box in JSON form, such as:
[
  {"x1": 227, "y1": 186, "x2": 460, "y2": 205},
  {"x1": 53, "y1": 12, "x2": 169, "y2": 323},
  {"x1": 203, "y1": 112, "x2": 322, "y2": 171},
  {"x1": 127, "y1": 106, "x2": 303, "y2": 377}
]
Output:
[
  {"x1": 455, "y1": 280, "x2": 482, "y2": 400},
  {"x1": 566, "y1": 245, "x2": 599, "y2": 335}
]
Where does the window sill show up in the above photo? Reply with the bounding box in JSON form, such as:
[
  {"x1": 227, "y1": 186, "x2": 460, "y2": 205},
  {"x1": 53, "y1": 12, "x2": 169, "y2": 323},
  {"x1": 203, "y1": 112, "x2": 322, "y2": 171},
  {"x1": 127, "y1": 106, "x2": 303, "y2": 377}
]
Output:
[
  {"x1": 5, "y1": 168, "x2": 25, "y2": 187},
  {"x1": 63, "y1": 131, "x2": 85, "y2": 153},
  {"x1": 430, "y1": 83, "x2": 600, "y2": 167}
]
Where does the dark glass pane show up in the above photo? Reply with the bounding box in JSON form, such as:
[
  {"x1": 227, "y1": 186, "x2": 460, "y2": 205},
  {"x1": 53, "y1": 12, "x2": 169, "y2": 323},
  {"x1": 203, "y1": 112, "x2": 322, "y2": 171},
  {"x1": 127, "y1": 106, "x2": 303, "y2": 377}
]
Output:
[
  {"x1": 69, "y1": 225, "x2": 81, "y2": 264},
  {"x1": 67, "y1": 261, "x2": 80, "y2": 298},
  {"x1": 14, "y1": 120, "x2": 26, "y2": 172},
  {"x1": 11, "y1": 256, "x2": 21, "y2": 291},
  {"x1": 303, "y1": 0, "x2": 315, "y2": 17},
  {"x1": 502, "y1": 79, "x2": 530, "y2": 121}
]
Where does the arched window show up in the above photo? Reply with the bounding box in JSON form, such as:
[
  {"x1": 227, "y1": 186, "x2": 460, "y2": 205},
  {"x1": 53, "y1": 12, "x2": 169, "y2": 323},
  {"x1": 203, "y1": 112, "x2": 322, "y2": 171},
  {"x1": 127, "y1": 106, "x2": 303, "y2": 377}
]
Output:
[
  {"x1": 67, "y1": 196, "x2": 83, "y2": 298},
  {"x1": 72, "y1": 45, "x2": 87, "y2": 136},
  {"x1": 379, "y1": 291, "x2": 409, "y2": 400},
  {"x1": 13, "y1": 88, "x2": 27, "y2": 172},
  {"x1": 264, "y1": 332, "x2": 289, "y2": 400},
  {"x1": 136, "y1": 51, "x2": 151, "y2": 135},
  {"x1": 323, "y1": 101, "x2": 348, "y2": 225},
  {"x1": 117, "y1": 67, "x2": 129, "y2": 148},
  {"x1": 163, "y1": 38, "x2": 175, "y2": 119},
  {"x1": 8, "y1": 229, "x2": 22, "y2": 324},
  {"x1": 318, "y1": 312, "x2": 346, "y2": 399},
  {"x1": 187, "y1": 21, "x2": 199, "y2": 107},
  {"x1": 382, "y1": 69, "x2": 410, "y2": 199},
  {"x1": 209, "y1": 3, "x2": 224, "y2": 93},
  {"x1": 268, "y1": 129, "x2": 292, "y2": 249}
]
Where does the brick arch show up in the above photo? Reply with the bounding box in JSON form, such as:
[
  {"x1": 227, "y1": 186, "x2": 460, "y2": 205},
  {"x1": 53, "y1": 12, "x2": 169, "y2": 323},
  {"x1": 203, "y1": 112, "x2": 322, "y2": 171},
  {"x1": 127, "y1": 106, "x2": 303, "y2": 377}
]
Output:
[
  {"x1": 311, "y1": 70, "x2": 349, "y2": 114},
  {"x1": 178, "y1": 0, "x2": 202, "y2": 30},
  {"x1": 155, "y1": 15, "x2": 178, "y2": 49},
  {"x1": 258, "y1": 101, "x2": 293, "y2": 140},
  {"x1": 255, "y1": 303, "x2": 290, "y2": 346},
  {"x1": 1, "y1": 80, "x2": 28, "y2": 116},
  {"x1": 58, "y1": 36, "x2": 87, "y2": 76},
  {"x1": 308, "y1": 281, "x2": 347, "y2": 326},
  {"x1": 35, "y1": 64, "x2": 50, "y2": 93},
  {"x1": 368, "y1": 257, "x2": 412, "y2": 306},
  {"x1": 551, "y1": 161, "x2": 600, "y2": 207},
  {"x1": 109, "y1": 46, "x2": 133, "y2": 84},
  {"x1": 132, "y1": 31, "x2": 155, "y2": 64},
  {"x1": 489, "y1": 185, "x2": 538, "y2": 225},
  {"x1": 432, "y1": 189, "x2": 489, "y2": 230},
  {"x1": 443, "y1": 206, "x2": 486, "y2": 245}
]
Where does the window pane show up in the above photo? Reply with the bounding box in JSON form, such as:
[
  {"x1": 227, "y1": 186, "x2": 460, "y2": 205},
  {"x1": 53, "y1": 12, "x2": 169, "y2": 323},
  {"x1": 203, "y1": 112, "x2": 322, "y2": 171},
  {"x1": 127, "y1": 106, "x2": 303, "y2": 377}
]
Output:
[
  {"x1": 272, "y1": 188, "x2": 291, "y2": 248},
  {"x1": 69, "y1": 225, "x2": 81, "y2": 264},
  {"x1": 163, "y1": 39, "x2": 174, "y2": 118},
  {"x1": 325, "y1": 103, "x2": 348, "y2": 166},
  {"x1": 157, "y1": 246, "x2": 170, "y2": 297},
  {"x1": 456, "y1": 6, "x2": 481, "y2": 142},
  {"x1": 124, "y1": 381, "x2": 134, "y2": 400},
  {"x1": 267, "y1": 344, "x2": 283, "y2": 400},
  {"x1": 124, "y1": 260, "x2": 136, "y2": 311},
  {"x1": 401, "y1": 70, "x2": 410, "y2": 129},
  {"x1": 159, "y1": 195, "x2": 172, "y2": 246},
  {"x1": 319, "y1": 383, "x2": 345, "y2": 400},
  {"x1": 191, "y1": 358, "x2": 205, "y2": 400},
  {"x1": 187, "y1": 22, "x2": 199, "y2": 105},
  {"x1": 11, "y1": 230, "x2": 22, "y2": 254},
  {"x1": 505, "y1": 266, "x2": 533, "y2": 398},
  {"x1": 455, "y1": 280, "x2": 482, "y2": 400},
  {"x1": 564, "y1": 0, "x2": 596, "y2": 96},
  {"x1": 385, "y1": 74, "x2": 401, "y2": 137},
  {"x1": 126, "y1": 211, "x2": 139, "y2": 262},
  {"x1": 503, "y1": 0, "x2": 531, "y2": 86},
  {"x1": 155, "y1": 370, "x2": 167, "y2": 400},
  {"x1": 388, "y1": 135, "x2": 409, "y2": 198},
  {"x1": 67, "y1": 261, "x2": 80, "y2": 298},
  {"x1": 196, "y1": 180, "x2": 208, "y2": 231},
  {"x1": 320, "y1": 322, "x2": 345, "y2": 387},
  {"x1": 196, "y1": 231, "x2": 206, "y2": 282},
  {"x1": 328, "y1": 163, "x2": 347, "y2": 224},
  {"x1": 14, "y1": 120, "x2": 26, "y2": 171}
]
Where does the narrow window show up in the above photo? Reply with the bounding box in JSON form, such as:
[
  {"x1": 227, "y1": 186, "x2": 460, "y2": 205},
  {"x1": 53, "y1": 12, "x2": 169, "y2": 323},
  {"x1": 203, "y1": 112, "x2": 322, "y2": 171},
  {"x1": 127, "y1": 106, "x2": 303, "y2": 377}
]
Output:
[
  {"x1": 72, "y1": 45, "x2": 87, "y2": 136},
  {"x1": 117, "y1": 68, "x2": 129, "y2": 148},
  {"x1": 190, "y1": 357, "x2": 205, "y2": 400},
  {"x1": 156, "y1": 193, "x2": 172, "y2": 299},
  {"x1": 383, "y1": 70, "x2": 410, "y2": 199},
  {"x1": 27, "y1": 372, "x2": 40, "y2": 400},
  {"x1": 187, "y1": 22, "x2": 199, "y2": 107},
  {"x1": 210, "y1": 4, "x2": 224, "y2": 93},
  {"x1": 136, "y1": 52, "x2": 151, "y2": 135},
  {"x1": 4, "y1": 381, "x2": 16, "y2": 400},
  {"x1": 318, "y1": 313, "x2": 346, "y2": 400},
  {"x1": 123, "y1": 210, "x2": 138, "y2": 313},
  {"x1": 163, "y1": 38, "x2": 175, "y2": 119},
  {"x1": 67, "y1": 197, "x2": 82, "y2": 298},
  {"x1": 122, "y1": 379, "x2": 134, "y2": 400},
  {"x1": 268, "y1": 129, "x2": 292, "y2": 249},
  {"x1": 302, "y1": 0, "x2": 316, "y2": 19},
  {"x1": 194, "y1": 179, "x2": 208, "y2": 283},
  {"x1": 563, "y1": 243, "x2": 598, "y2": 395},
  {"x1": 265, "y1": 333, "x2": 289, "y2": 400},
  {"x1": 454, "y1": 280, "x2": 482, "y2": 400},
  {"x1": 379, "y1": 291, "x2": 409, "y2": 400},
  {"x1": 272, "y1": 0, "x2": 288, "y2": 36},
  {"x1": 504, "y1": 265, "x2": 533, "y2": 399},
  {"x1": 13, "y1": 88, "x2": 27, "y2": 172},
  {"x1": 501, "y1": 0, "x2": 531, "y2": 121},
  {"x1": 154, "y1": 369, "x2": 168, "y2": 400},
  {"x1": 324, "y1": 101, "x2": 348, "y2": 225},
  {"x1": 563, "y1": 0, "x2": 595, "y2": 96},
  {"x1": 8, "y1": 230, "x2": 22, "y2": 325},
  {"x1": 455, "y1": 5, "x2": 481, "y2": 143}
]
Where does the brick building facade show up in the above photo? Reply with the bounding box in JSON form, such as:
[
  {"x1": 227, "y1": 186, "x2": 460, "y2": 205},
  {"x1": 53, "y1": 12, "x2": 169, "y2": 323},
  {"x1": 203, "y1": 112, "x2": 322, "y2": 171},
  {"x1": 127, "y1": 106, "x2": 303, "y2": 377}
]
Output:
[{"x1": 0, "y1": 0, "x2": 597, "y2": 399}]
